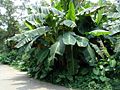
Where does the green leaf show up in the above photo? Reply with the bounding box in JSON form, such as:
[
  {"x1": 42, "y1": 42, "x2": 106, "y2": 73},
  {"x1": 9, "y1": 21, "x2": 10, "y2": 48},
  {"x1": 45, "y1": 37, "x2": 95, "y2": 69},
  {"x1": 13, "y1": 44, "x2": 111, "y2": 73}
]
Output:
[
  {"x1": 8, "y1": 26, "x2": 49, "y2": 48},
  {"x1": 50, "y1": 41, "x2": 65, "y2": 56},
  {"x1": 58, "y1": 75, "x2": 66, "y2": 78},
  {"x1": 24, "y1": 20, "x2": 36, "y2": 30},
  {"x1": 66, "y1": 1, "x2": 76, "y2": 21},
  {"x1": 33, "y1": 6, "x2": 64, "y2": 16},
  {"x1": 93, "y1": 68, "x2": 100, "y2": 75},
  {"x1": 116, "y1": 5, "x2": 120, "y2": 12},
  {"x1": 76, "y1": 36, "x2": 89, "y2": 47},
  {"x1": 100, "y1": 76, "x2": 108, "y2": 82},
  {"x1": 66, "y1": 75, "x2": 73, "y2": 81},
  {"x1": 95, "y1": 0, "x2": 104, "y2": 25},
  {"x1": 16, "y1": 28, "x2": 47, "y2": 48},
  {"x1": 80, "y1": 68, "x2": 89, "y2": 75},
  {"x1": 51, "y1": 8, "x2": 64, "y2": 16},
  {"x1": 110, "y1": 59, "x2": 116, "y2": 67},
  {"x1": 95, "y1": 10, "x2": 103, "y2": 25},
  {"x1": 90, "y1": 43, "x2": 104, "y2": 58},
  {"x1": 107, "y1": 12, "x2": 120, "y2": 19},
  {"x1": 25, "y1": 36, "x2": 39, "y2": 52},
  {"x1": 82, "y1": 44, "x2": 96, "y2": 66},
  {"x1": 66, "y1": 46, "x2": 79, "y2": 75},
  {"x1": 60, "y1": 20, "x2": 76, "y2": 28},
  {"x1": 34, "y1": 13, "x2": 46, "y2": 24},
  {"x1": 49, "y1": 38, "x2": 65, "y2": 62},
  {"x1": 79, "y1": 6, "x2": 105, "y2": 16},
  {"x1": 54, "y1": 1, "x2": 63, "y2": 11},
  {"x1": 56, "y1": 78, "x2": 62, "y2": 83},
  {"x1": 98, "y1": 40, "x2": 110, "y2": 57},
  {"x1": 67, "y1": 58, "x2": 79, "y2": 75},
  {"x1": 88, "y1": 30, "x2": 111, "y2": 36},
  {"x1": 40, "y1": 71, "x2": 48, "y2": 79},
  {"x1": 63, "y1": 32, "x2": 76, "y2": 45},
  {"x1": 38, "y1": 6, "x2": 50, "y2": 14},
  {"x1": 37, "y1": 48, "x2": 49, "y2": 65}
]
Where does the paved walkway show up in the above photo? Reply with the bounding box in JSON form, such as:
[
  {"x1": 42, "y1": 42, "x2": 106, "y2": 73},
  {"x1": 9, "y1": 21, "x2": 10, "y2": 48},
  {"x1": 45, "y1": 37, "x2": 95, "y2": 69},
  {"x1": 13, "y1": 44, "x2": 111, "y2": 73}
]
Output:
[{"x1": 0, "y1": 64, "x2": 70, "y2": 90}]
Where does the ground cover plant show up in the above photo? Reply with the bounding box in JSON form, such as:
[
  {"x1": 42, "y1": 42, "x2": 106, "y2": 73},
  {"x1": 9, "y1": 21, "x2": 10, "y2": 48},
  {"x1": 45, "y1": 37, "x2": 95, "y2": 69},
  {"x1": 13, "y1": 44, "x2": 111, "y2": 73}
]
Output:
[{"x1": 0, "y1": 0, "x2": 120, "y2": 89}]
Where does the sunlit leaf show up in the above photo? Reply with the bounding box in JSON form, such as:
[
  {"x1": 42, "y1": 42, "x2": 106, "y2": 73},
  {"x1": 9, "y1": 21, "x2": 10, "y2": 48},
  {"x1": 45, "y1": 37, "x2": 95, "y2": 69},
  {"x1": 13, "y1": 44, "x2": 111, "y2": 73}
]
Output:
[
  {"x1": 88, "y1": 30, "x2": 111, "y2": 36},
  {"x1": 66, "y1": 1, "x2": 76, "y2": 21}
]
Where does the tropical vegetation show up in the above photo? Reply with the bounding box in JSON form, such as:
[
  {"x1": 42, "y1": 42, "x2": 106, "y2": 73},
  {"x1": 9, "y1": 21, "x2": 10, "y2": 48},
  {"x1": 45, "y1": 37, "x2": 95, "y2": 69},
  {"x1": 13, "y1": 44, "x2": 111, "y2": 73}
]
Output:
[{"x1": 0, "y1": 0, "x2": 120, "y2": 89}]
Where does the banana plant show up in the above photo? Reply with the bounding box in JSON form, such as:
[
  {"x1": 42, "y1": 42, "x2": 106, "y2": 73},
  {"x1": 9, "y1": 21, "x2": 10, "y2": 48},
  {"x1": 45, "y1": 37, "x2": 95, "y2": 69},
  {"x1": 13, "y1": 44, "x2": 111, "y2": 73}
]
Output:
[{"x1": 7, "y1": 0, "x2": 112, "y2": 81}]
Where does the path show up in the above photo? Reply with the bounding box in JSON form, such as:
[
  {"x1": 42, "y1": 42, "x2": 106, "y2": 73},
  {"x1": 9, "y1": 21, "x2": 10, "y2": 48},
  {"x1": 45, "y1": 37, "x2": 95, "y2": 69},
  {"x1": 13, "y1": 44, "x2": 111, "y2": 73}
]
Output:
[{"x1": 0, "y1": 64, "x2": 70, "y2": 90}]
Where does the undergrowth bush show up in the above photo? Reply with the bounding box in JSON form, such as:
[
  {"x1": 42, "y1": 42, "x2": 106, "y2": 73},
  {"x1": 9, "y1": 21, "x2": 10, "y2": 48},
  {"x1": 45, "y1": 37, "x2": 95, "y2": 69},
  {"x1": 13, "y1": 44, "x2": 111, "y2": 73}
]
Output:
[
  {"x1": 0, "y1": 50, "x2": 16, "y2": 64},
  {"x1": 0, "y1": 49, "x2": 28, "y2": 71}
]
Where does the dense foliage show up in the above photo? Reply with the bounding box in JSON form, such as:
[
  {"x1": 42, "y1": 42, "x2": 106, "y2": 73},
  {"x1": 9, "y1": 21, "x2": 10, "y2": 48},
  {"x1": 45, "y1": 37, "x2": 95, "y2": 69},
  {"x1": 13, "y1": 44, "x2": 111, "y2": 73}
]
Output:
[{"x1": 0, "y1": 0, "x2": 120, "y2": 89}]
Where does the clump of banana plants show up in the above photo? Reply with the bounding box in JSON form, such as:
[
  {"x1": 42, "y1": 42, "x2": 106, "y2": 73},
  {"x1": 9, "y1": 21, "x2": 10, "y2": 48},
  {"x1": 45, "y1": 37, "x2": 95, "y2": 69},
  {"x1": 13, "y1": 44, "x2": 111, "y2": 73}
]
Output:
[{"x1": 7, "y1": 0, "x2": 118, "y2": 85}]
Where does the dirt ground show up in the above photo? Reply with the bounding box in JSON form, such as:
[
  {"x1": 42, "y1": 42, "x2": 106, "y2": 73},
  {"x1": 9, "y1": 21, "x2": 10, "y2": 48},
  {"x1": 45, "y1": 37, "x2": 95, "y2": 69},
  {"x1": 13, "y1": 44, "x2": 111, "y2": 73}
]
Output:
[{"x1": 0, "y1": 64, "x2": 70, "y2": 90}]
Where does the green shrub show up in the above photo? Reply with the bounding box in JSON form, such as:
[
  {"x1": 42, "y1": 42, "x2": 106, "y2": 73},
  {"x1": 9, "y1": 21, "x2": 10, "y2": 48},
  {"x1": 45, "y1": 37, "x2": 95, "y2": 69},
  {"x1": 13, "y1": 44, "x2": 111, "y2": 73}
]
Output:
[{"x1": 0, "y1": 49, "x2": 28, "y2": 71}]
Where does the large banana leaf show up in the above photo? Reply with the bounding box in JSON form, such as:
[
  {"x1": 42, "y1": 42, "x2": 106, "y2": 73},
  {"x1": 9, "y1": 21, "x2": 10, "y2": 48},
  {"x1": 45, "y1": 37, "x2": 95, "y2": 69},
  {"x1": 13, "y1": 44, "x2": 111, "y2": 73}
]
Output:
[
  {"x1": 25, "y1": 36, "x2": 39, "y2": 52},
  {"x1": 90, "y1": 43, "x2": 104, "y2": 58},
  {"x1": 62, "y1": 32, "x2": 89, "y2": 47},
  {"x1": 75, "y1": 36, "x2": 89, "y2": 47},
  {"x1": 32, "y1": 5, "x2": 64, "y2": 16},
  {"x1": 62, "y1": 32, "x2": 76, "y2": 45},
  {"x1": 49, "y1": 37, "x2": 65, "y2": 62},
  {"x1": 82, "y1": 44, "x2": 96, "y2": 66},
  {"x1": 79, "y1": 6, "x2": 105, "y2": 16},
  {"x1": 67, "y1": 58, "x2": 79, "y2": 75},
  {"x1": 108, "y1": 5, "x2": 120, "y2": 19},
  {"x1": 105, "y1": 20, "x2": 120, "y2": 35},
  {"x1": 33, "y1": 13, "x2": 46, "y2": 24},
  {"x1": 7, "y1": 26, "x2": 49, "y2": 48},
  {"x1": 50, "y1": 8, "x2": 65, "y2": 16},
  {"x1": 60, "y1": 20, "x2": 76, "y2": 28},
  {"x1": 36, "y1": 48, "x2": 49, "y2": 65},
  {"x1": 107, "y1": 12, "x2": 120, "y2": 19}
]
